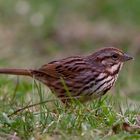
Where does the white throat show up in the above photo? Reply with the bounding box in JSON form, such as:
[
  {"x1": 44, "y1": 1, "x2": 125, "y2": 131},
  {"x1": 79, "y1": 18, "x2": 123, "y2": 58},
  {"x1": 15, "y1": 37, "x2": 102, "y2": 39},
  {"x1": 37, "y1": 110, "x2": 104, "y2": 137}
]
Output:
[{"x1": 108, "y1": 63, "x2": 123, "y2": 74}]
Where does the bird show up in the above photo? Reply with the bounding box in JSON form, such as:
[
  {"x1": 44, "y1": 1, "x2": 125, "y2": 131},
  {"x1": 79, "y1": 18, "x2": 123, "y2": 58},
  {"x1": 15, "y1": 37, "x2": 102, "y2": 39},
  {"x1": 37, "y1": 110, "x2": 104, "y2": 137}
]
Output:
[{"x1": 0, "y1": 47, "x2": 133, "y2": 103}]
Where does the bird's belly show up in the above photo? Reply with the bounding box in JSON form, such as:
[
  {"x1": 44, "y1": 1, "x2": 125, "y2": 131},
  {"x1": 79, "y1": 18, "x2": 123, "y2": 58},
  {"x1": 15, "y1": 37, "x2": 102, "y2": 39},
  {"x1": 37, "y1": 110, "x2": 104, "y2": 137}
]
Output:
[{"x1": 88, "y1": 75, "x2": 117, "y2": 98}]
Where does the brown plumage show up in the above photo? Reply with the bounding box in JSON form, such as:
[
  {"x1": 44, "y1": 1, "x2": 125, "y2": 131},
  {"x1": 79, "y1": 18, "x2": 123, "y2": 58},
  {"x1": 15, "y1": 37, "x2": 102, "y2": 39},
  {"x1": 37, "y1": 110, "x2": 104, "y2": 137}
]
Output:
[{"x1": 0, "y1": 47, "x2": 133, "y2": 103}]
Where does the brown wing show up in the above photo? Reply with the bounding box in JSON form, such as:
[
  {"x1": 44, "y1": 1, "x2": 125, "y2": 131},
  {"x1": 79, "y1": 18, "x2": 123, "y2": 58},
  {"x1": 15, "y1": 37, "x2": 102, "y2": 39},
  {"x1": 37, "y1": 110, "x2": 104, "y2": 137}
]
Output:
[
  {"x1": 39, "y1": 56, "x2": 87, "y2": 79},
  {"x1": 31, "y1": 56, "x2": 98, "y2": 98}
]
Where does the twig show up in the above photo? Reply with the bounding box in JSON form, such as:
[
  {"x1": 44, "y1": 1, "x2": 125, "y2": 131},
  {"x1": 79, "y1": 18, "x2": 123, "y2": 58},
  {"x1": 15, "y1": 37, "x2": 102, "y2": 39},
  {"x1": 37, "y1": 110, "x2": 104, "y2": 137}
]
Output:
[{"x1": 8, "y1": 96, "x2": 82, "y2": 117}]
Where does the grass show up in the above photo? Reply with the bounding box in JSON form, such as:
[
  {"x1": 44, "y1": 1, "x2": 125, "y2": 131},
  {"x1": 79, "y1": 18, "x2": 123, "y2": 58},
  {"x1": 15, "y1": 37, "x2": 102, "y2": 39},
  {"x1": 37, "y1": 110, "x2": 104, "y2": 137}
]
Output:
[{"x1": 0, "y1": 76, "x2": 140, "y2": 140}]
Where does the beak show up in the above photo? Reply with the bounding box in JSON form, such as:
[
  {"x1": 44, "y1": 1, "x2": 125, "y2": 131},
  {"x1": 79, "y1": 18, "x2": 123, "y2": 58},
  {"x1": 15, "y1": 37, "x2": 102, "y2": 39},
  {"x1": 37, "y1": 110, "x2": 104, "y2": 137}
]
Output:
[{"x1": 123, "y1": 53, "x2": 134, "y2": 61}]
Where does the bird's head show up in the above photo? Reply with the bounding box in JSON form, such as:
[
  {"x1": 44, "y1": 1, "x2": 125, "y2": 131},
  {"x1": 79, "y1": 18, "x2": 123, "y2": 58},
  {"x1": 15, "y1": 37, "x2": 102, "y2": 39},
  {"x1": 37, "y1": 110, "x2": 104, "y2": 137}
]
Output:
[{"x1": 89, "y1": 47, "x2": 133, "y2": 74}]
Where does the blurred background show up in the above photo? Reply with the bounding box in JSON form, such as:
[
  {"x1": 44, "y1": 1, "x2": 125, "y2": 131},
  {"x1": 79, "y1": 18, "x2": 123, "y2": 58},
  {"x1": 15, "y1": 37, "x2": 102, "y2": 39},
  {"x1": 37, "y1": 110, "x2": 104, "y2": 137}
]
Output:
[{"x1": 0, "y1": 0, "x2": 140, "y2": 100}]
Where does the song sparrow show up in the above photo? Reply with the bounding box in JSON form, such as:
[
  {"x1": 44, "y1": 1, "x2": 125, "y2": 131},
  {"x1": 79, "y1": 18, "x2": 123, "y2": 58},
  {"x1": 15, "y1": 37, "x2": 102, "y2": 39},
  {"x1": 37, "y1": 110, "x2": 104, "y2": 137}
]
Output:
[{"x1": 0, "y1": 47, "x2": 133, "y2": 103}]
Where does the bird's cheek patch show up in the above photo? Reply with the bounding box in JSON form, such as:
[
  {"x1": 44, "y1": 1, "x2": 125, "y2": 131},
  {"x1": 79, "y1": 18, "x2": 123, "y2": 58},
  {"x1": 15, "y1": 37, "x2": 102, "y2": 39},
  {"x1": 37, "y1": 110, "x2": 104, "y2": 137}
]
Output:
[{"x1": 101, "y1": 58, "x2": 113, "y2": 66}]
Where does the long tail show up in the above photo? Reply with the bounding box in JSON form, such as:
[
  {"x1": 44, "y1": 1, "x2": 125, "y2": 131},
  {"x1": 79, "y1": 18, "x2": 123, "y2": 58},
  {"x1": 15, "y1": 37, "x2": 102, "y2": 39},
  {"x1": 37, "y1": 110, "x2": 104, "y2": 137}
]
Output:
[{"x1": 0, "y1": 68, "x2": 33, "y2": 76}]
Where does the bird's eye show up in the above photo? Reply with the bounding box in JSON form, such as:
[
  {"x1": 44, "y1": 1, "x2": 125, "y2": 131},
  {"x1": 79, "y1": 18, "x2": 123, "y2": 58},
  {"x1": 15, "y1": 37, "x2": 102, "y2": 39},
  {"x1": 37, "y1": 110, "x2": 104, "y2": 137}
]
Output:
[{"x1": 112, "y1": 54, "x2": 119, "y2": 60}]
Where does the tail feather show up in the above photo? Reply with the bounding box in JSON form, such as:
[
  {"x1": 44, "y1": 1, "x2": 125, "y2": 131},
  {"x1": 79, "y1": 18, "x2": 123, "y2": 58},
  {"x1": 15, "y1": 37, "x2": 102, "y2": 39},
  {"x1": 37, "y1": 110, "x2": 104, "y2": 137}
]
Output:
[{"x1": 0, "y1": 68, "x2": 33, "y2": 76}]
